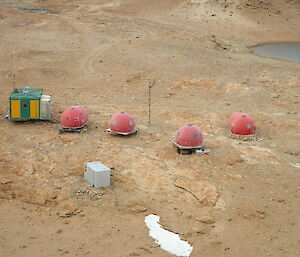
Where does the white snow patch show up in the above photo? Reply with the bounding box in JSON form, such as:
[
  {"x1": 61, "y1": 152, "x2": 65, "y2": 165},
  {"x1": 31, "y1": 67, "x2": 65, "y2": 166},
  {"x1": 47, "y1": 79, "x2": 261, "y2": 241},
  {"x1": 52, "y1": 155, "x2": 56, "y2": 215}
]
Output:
[{"x1": 144, "y1": 214, "x2": 193, "y2": 257}]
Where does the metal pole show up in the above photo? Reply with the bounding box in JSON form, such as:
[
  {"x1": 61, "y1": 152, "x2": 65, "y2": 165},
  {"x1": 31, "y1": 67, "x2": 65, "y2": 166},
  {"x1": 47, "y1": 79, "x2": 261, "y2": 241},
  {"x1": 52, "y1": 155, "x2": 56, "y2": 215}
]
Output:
[
  {"x1": 148, "y1": 79, "x2": 156, "y2": 126},
  {"x1": 148, "y1": 80, "x2": 151, "y2": 125},
  {"x1": 12, "y1": 51, "x2": 16, "y2": 89}
]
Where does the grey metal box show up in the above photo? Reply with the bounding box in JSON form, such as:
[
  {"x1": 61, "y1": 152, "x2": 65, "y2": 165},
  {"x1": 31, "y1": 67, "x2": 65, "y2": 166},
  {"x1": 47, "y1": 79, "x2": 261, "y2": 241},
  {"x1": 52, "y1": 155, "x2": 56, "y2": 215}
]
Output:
[
  {"x1": 40, "y1": 95, "x2": 51, "y2": 120},
  {"x1": 84, "y1": 161, "x2": 110, "y2": 188}
]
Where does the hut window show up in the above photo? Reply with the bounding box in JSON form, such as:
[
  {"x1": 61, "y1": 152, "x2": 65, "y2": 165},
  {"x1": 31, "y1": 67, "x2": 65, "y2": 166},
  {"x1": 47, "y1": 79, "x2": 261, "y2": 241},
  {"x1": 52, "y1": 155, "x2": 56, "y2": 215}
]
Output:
[{"x1": 23, "y1": 103, "x2": 28, "y2": 108}]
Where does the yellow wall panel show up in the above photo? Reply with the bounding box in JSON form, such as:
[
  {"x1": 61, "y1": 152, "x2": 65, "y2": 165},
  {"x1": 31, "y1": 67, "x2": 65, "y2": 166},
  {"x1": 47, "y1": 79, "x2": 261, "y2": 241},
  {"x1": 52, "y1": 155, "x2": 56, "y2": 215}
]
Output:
[
  {"x1": 11, "y1": 100, "x2": 20, "y2": 118},
  {"x1": 30, "y1": 100, "x2": 39, "y2": 119}
]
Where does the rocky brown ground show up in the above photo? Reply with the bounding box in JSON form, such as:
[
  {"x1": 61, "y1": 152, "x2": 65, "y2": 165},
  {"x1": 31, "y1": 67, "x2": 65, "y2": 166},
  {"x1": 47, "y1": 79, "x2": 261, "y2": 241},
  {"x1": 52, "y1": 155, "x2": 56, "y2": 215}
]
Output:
[{"x1": 0, "y1": 0, "x2": 299, "y2": 256}]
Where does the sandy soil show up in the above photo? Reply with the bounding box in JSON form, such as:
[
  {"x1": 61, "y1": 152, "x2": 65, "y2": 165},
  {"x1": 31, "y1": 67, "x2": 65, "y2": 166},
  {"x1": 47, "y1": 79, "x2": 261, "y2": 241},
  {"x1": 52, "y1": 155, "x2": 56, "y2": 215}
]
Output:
[{"x1": 0, "y1": 0, "x2": 300, "y2": 256}]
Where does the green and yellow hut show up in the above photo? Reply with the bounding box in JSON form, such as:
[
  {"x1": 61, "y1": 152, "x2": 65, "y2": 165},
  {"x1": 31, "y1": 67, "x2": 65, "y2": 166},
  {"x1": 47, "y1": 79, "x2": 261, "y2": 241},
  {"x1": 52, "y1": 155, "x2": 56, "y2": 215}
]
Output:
[{"x1": 9, "y1": 87, "x2": 51, "y2": 121}]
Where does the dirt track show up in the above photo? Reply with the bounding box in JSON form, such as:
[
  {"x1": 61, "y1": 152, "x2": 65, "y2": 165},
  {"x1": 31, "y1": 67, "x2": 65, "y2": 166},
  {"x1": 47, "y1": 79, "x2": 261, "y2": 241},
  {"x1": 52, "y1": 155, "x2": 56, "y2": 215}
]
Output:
[{"x1": 0, "y1": 0, "x2": 300, "y2": 256}]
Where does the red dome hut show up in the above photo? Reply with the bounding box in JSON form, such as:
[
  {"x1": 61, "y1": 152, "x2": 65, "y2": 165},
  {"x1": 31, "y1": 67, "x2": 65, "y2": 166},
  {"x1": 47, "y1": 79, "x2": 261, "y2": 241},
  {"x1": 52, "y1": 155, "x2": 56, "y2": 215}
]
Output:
[
  {"x1": 172, "y1": 124, "x2": 206, "y2": 155},
  {"x1": 175, "y1": 124, "x2": 203, "y2": 147},
  {"x1": 108, "y1": 112, "x2": 137, "y2": 135},
  {"x1": 228, "y1": 112, "x2": 255, "y2": 135},
  {"x1": 60, "y1": 106, "x2": 88, "y2": 131}
]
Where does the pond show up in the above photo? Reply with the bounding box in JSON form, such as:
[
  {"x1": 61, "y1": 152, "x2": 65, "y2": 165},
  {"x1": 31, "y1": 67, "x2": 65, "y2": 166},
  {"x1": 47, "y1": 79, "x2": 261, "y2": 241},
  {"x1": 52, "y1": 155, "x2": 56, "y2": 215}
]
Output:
[{"x1": 252, "y1": 42, "x2": 300, "y2": 63}]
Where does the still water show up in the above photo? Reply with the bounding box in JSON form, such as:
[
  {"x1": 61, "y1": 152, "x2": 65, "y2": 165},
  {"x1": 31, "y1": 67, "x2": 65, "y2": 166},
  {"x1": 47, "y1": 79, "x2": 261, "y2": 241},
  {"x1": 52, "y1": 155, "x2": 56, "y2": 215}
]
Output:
[{"x1": 252, "y1": 42, "x2": 300, "y2": 63}]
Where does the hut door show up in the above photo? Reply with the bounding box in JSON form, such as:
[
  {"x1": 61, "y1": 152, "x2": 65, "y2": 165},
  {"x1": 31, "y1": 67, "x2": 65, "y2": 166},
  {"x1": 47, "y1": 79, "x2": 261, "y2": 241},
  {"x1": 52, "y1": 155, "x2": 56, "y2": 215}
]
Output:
[
  {"x1": 21, "y1": 99, "x2": 30, "y2": 119},
  {"x1": 11, "y1": 100, "x2": 21, "y2": 118},
  {"x1": 30, "y1": 100, "x2": 39, "y2": 119}
]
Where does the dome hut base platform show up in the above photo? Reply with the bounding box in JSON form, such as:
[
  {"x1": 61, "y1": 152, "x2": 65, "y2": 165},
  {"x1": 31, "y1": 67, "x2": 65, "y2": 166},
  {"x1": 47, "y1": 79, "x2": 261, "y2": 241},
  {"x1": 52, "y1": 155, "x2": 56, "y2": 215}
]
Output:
[
  {"x1": 172, "y1": 141, "x2": 210, "y2": 155},
  {"x1": 105, "y1": 128, "x2": 139, "y2": 136},
  {"x1": 59, "y1": 125, "x2": 88, "y2": 133}
]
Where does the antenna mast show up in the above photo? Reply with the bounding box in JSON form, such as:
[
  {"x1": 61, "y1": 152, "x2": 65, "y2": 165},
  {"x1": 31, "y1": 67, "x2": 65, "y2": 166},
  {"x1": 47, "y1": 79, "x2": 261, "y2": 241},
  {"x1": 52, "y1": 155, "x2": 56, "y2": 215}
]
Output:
[
  {"x1": 148, "y1": 79, "x2": 156, "y2": 126},
  {"x1": 12, "y1": 51, "x2": 16, "y2": 89}
]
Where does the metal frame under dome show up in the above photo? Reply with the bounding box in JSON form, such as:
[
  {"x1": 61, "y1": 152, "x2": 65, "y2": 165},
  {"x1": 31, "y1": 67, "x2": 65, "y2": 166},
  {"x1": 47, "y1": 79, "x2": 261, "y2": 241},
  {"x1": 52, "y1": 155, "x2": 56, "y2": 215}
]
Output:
[
  {"x1": 105, "y1": 128, "x2": 139, "y2": 136},
  {"x1": 172, "y1": 141, "x2": 210, "y2": 155},
  {"x1": 59, "y1": 125, "x2": 88, "y2": 133}
]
